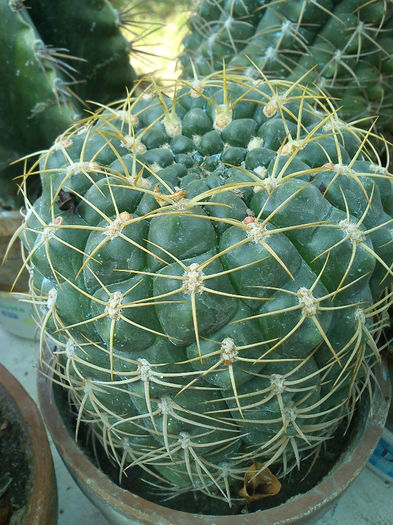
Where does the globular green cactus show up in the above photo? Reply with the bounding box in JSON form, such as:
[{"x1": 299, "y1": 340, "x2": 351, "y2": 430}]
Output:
[
  {"x1": 0, "y1": 0, "x2": 136, "y2": 204},
  {"x1": 20, "y1": 71, "x2": 393, "y2": 509},
  {"x1": 180, "y1": 0, "x2": 393, "y2": 133}
]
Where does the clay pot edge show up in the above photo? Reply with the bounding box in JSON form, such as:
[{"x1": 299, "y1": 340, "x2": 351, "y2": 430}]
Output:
[{"x1": 0, "y1": 363, "x2": 57, "y2": 525}]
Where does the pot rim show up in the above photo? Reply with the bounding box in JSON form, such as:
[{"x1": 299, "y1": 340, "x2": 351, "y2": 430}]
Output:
[
  {"x1": 0, "y1": 363, "x2": 57, "y2": 525},
  {"x1": 37, "y1": 356, "x2": 390, "y2": 525}
]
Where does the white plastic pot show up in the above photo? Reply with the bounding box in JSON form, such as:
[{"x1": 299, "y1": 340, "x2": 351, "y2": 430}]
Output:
[{"x1": 0, "y1": 291, "x2": 35, "y2": 340}]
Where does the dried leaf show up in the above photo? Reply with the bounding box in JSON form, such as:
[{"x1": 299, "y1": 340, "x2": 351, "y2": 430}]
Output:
[
  {"x1": 238, "y1": 462, "x2": 281, "y2": 503},
  {"x1": 154, "y1": 185, "x2": 188, "y2": 207}
]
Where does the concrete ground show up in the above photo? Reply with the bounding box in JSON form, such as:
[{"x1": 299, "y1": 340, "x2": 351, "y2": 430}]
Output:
[{"x1": 0, "y1": 325, "x2": 392, "y2": 525}]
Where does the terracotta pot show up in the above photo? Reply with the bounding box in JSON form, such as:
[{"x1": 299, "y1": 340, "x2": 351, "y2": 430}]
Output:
[
  {"x1": 0, "y1": 363, "x2": 57, "y2": 525},
  {"x1": 0, "y1": 211, "x2": 28, "y2": 293},
  {"x1": 37, "y1": 353, "x2": 390, "y2": 525}
]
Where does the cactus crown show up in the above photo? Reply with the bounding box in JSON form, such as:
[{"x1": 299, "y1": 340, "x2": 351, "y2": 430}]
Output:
[{"x1": 19, "y1": 70, "x2": 393, "y2": 508}]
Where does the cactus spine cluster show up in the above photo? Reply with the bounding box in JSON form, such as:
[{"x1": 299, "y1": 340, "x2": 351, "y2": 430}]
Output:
[
  {"x1": 19, "y1": 70, "x2": 393, "y2": 507},
  {"x1": 0, "y1": 0, "x2": 136, "y2": 204},
  {"x1": 180, "y1": 0, "x2": 393, "y2": 133}
]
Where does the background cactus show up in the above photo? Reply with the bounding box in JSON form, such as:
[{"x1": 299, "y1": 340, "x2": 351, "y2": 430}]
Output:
[
  {"x1": 19, "y1": 72, "x2": 393, "y2": 510},
  {"x1": 0, "y1": 0, "x2": 137, "y2": 205},
  {"x1": 180, "y1": 0, "x2": 393, "y2": 134}
]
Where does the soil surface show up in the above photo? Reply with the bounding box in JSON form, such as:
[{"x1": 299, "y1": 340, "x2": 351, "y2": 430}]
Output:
[{"x1": 0, "y1": 390, "x2": 31, "y2": 525}]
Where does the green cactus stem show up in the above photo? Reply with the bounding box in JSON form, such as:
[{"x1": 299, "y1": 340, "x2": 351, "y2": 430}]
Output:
[
  {"x1": 180, "y1": 0, "x2": 393, "y2": 133},
  {"x1": 0, "y1": 0, "x2": 136, "y2": 206},
  {"x1": 18, "y1": 70, "x2": 393, "y2": 507}
]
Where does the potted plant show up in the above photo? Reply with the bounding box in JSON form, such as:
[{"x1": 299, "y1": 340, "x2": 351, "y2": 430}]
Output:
[
  {"x1": 17, "y1": 69, "x2": 393, "y2": 522},
  {"x1": 0, "y1": 362, "x2": 57, "y2": 525}
]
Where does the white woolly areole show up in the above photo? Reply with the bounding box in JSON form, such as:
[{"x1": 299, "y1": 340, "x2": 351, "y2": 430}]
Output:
[
  {"x1": 333, "y1": 49, "x2": 343, "y2": 62},
  {"x1": 66, "y1": 161, "x2": 99, "y2": 176},
  {"x1": 248, "y1": 136, "x2": 264, "y2": 151},
  {"x1": 339, "y1": 219, "x2": 364, "y2": 243},
  {"x1": 47, "y1": 288, "x2": 57, "y2": 310},
  {"x1": 183, "y1": 263, "x2": 204, "y2": 294},
  {"x1": 355, "y1": 307, "x2": 366, "y2": 325},
  {"x1": 246, "y1": 221, "x2": 271, "y2": 243},
  {"x1": 265, "y1": 46, "x2": 276, "y2": 60},
  {"x1": 318, "y1": 76, "x2": 328, "y2": 91},
  {"x1": 355, "y1": 21, "x2": 365, "y2": 34},
  {"x1": 207, "y1": 32, "x2": 217, "y2": 49},
  {"x1": 218, "y1": 462, "x2": 231, "y2": 479},
  {"x1": 284, "y1": 407, "x2": 297, "y2": 424},
  {"x1": 65, "y1": 339, "x2": 75, "y2": 358},
  {"x1": 142, "y1": 92, "x2": 153, "y2": 101},
  {"x1": 158, "y1": 395, "x2": 175, "y2": 415},
  {"x1": 280, "y1": 140, "x2": 303, "y2": 156},
  {"x1": 270, "y1": 374, "x2": 286, "y2": 394},
  {"x1": 105, "y1": 291, "x2": 123, "y2": 320},
  {"x1": 281, "y1": 20, "x2": 291, "y2": 34},
  {"x1": 178, "y1": 432, "x2": 191, "y2": 449},
  {"x1": 172, "y1": 197, "x2": 191, "y2": 211},
  {"x1": 190, "y1": 80, "x2": 203, "y2": 98},
  {"x1": 115, "y1": 110, "x2": 139, "y2": 126},
  {"x1": 127, "y1": 175, "x2": 151, "y2": 189},
  {"x1": 77, "y1": 126, "x2": 90, "y2": 136},
  {"x1": 137, "y1": 359, "x2": 153, "y2": 382},
  {"x1": 263, "y1": 95, "x2": 280, "y2": 118},
  {"x1": 322, "y1": 117, "x2": 345, "y2": 132},
  {"x1": 214, "y1": 104, "x2": 232, "y2": 131},
  {"x1": 254, "y1": 166, "x2": 268, "y2": 179},
  {"x1": 253, "y1": 175, "x2": 279, "y2": 194},
  {"x1": 245, "y1": 66, "x2": 259, "y2": 80},
  {"x1": 224, "y1": 15, "x2": 233, "y2": 29},
  {"x1": 22, "y1": 206, "x2": 33, "y2": 221},
  {"x1": 149, "y1": 162, "x2": 162, "y2": 173},
  {"x1": 369, "y1": 163, "x2": 388, "y2": 175},
  {"x1": 120, "y1": 134, "x2": 146, "y2": 154},
  {"x1": 334, "y1": 164, "x2": 356, "y2": 176},
  {"x1": 104, "y1": 212, "x2": 131, "y2": 240},
  {"x1": 220, "y1": 337, "x2": 238, "y2": 364},
  {"x1": 51, "y1": 137, "x2": 73, "y2": 152},
  {"x1": 42, "y1": 216, "x2": 63, "y2": 241},
  {"x1": 83, "y1": 382, "x2": 93, "y2": 395},
  {"x1": 297, "y1": 287, "x2": 318, "y2": 317},
  {"x1": 163, "y1": 113, "x2": 182, "y2": 137}
]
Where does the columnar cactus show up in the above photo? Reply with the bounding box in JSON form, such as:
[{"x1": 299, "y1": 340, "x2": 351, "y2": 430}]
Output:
[
  {"x1": 20, "y1": 71, "x2": 393, "y2": 507},
  {"x1": 0, "y1": 0, "x2": 136, "y2": 202},
  {"x1": 180, "y1": 0, "x2": 393, "y2": 132}
]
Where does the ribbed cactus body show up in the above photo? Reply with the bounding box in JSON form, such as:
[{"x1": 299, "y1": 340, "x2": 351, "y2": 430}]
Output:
[
  {"x1": 0, "y1": 1, "x2": 76, "y2": 171},
  {"x1": 22, "y1": 72, "x2": 393, "y2": 505},
  {"x1": 0, "y1": 0, "x2": 136, "y2": 202},
  {"x1": 26, "y1": 0, "x2": 136, "y2": 109},
  {"x1": 180, "y1": 0, "x2": 393, "y2": 132}
]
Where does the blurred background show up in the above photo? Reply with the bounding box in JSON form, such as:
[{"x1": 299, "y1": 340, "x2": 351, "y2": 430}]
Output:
[{"x1": 110, "y1": 0, "x2": 192, "y2": 79}]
